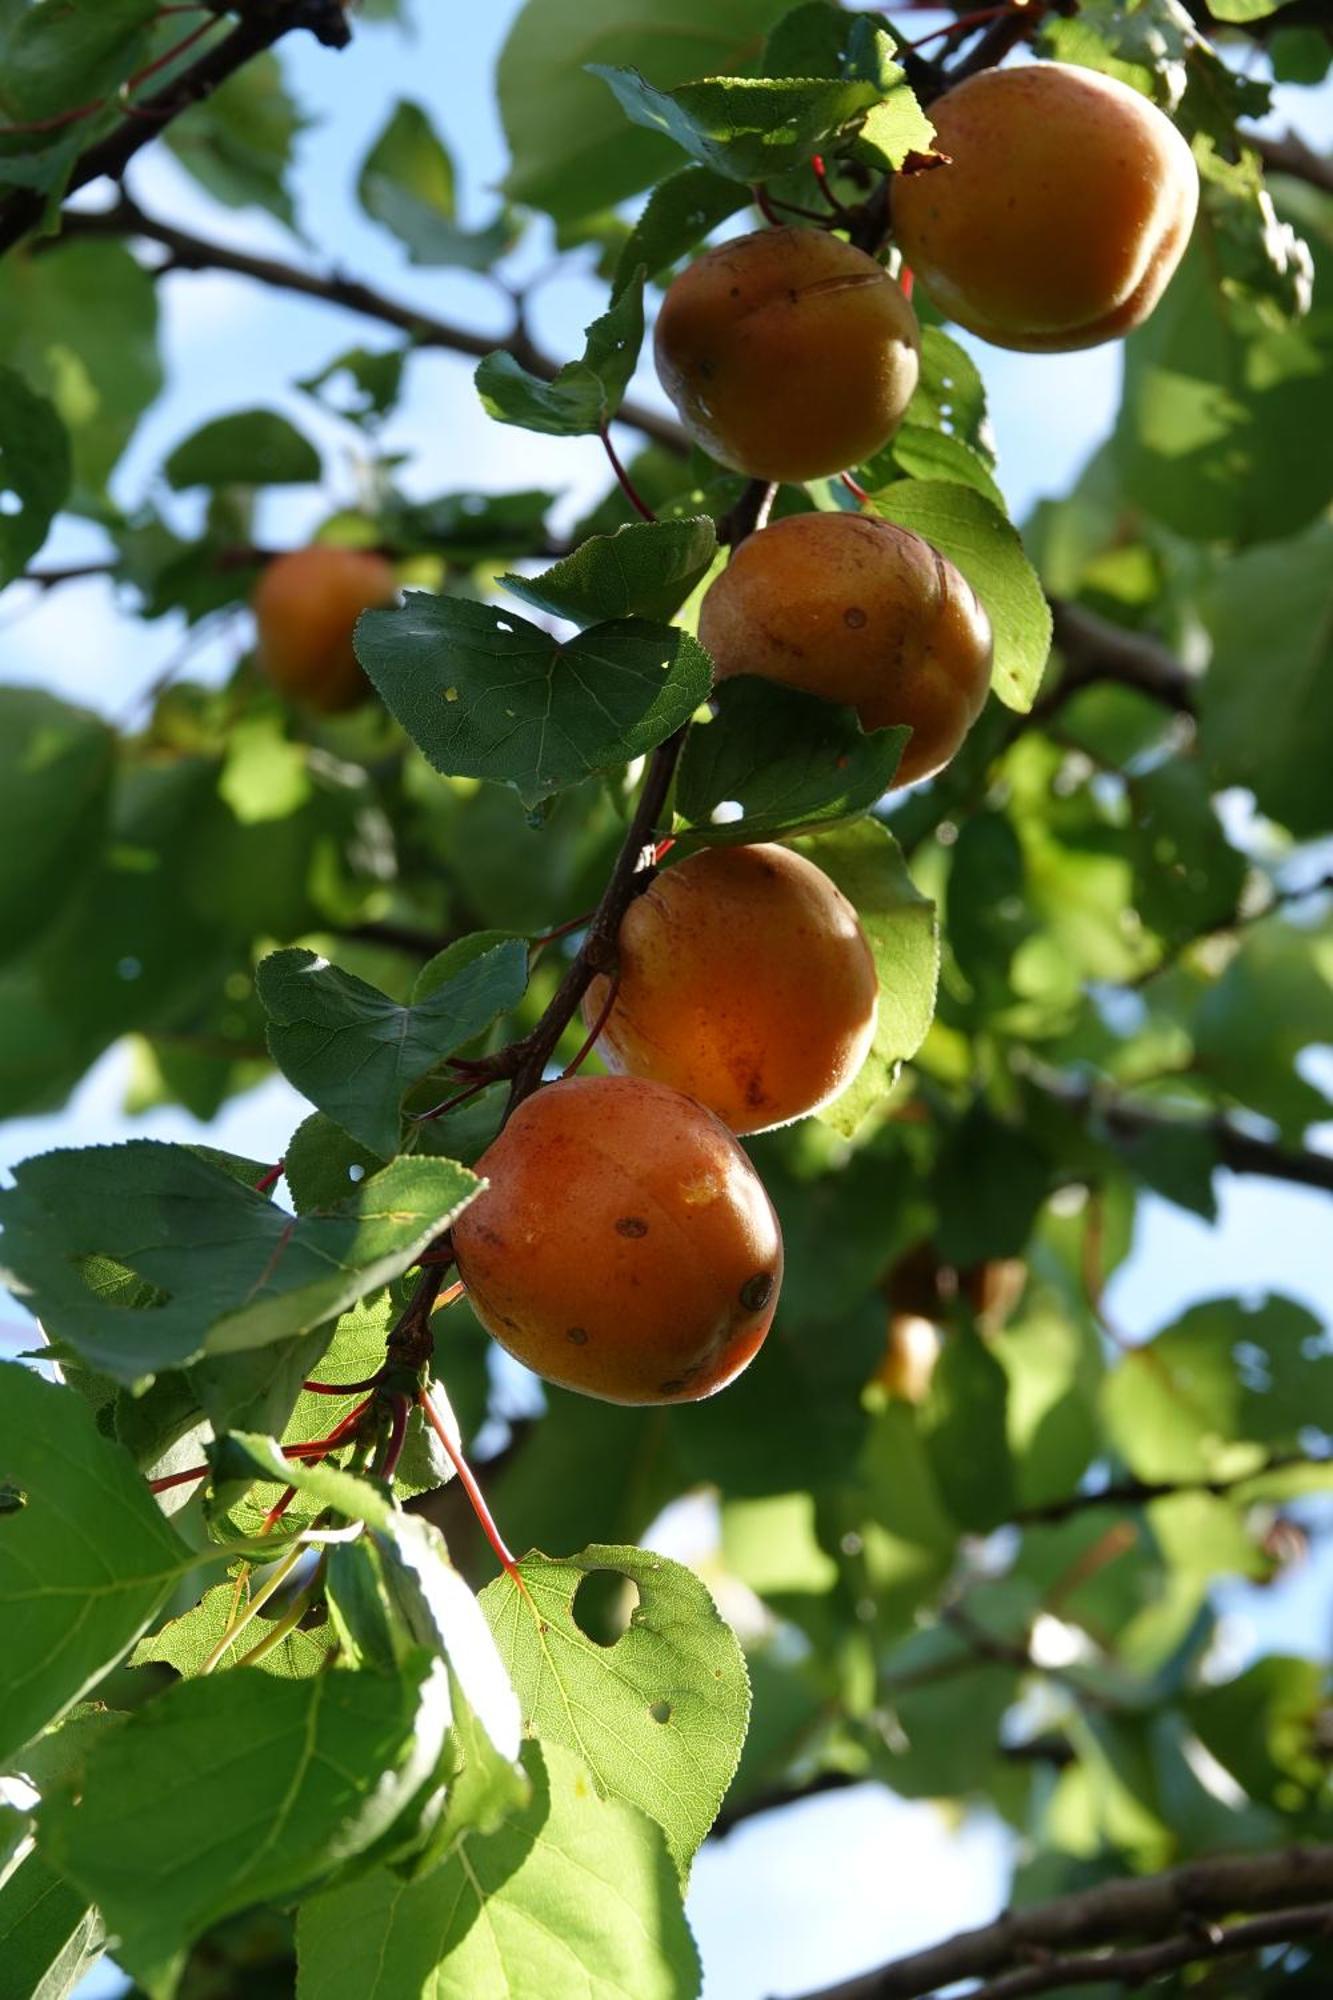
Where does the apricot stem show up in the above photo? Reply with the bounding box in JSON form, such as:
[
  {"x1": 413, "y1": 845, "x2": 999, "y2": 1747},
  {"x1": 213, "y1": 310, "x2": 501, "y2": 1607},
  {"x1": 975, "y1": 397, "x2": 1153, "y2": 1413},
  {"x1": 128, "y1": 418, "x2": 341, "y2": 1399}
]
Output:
[
  {"x1": 418, "y1": 1388, "x2": 523, "y2": 1584},
  {"x1": 562, "y1": 971, "x2": 621, "y2": 1078},
  {"x1": 302, "y1": 1371, "x2": 386, "y2": 1395},
  {"x1": 253, "y1": 1159, "x2": 284, "y2": 1194},
  {"x1": 598, "y1": 425, "x2": 656, "y2": 523},
  {"x1": 148, "y1": 1463, "x2": 210, "y2": 1495}
]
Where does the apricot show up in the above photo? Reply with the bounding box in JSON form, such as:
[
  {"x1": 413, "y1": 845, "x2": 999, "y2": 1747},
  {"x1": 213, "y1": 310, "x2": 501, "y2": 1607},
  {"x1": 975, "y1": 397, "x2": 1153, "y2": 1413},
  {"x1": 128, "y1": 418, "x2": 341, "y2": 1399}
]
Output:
[
  {"x1": 252, "y1": 546, "x2": 398, "y2": 712},
  {"x1": 653, "y1": 226, "x2": 920, "y2": 480},
  {"x1": 891, "y1": 63, "x2": 1199, "y2": 352},
  {"x1": 452, "y1": 1075, "x2": 783, "y2": 1405},
  {"x1": 697, "y1": 511, "x2": 992, "y2": 786},
  {"x1": 582, "y1": 844, "x2": 877, "y2": 1134},
  {"x1": 875, "y1": 1312, "x2": 942, "y2": 1404}
]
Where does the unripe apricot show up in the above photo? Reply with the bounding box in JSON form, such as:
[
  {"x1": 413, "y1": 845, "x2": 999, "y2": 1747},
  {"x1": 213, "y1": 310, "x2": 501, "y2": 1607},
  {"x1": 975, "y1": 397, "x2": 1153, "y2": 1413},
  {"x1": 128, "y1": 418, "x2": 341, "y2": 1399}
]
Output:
[
  {"x1": 892, "y1": 63, "x2": 1199, "y2": 352},
  {"x1": 452, "y1": 1075, "x2": 783, "y2": 1405},
  {"x1": 698, "y1": 511, "x2": 992, "y2": 787},
  {"x1": 875, "y1": 1312, "x2": 942, "y2": 1404},
  {"x1": 252, "y1": 546, "x2": 398, "y2": 712},
  {"x1": 653, "y1": 226, "x2": 920, "y2": 480},
  {"x1": 583, "y1": 843, "x2": 877, "y2": 1135}
]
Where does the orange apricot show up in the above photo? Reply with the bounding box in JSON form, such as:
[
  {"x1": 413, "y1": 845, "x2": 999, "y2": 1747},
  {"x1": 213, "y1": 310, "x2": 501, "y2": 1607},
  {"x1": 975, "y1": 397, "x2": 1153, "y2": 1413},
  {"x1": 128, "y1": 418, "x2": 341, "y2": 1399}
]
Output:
[
  {"x1": 653, "y1": 226, "x2": 920, "y2": 480},
  {"x1": 891, "y1": 63, "x2": 1199, "y2": 352},
  {"x1": 452, "y1": 1075, "x2": 783, "y2": 1405},
  {"x1": 583, "y1": 843, "x2": 877, "y2": 1134},
  {"x1": 252, "y1": 545, "x2": 398, "y2": 712},
  {"x1": 875, "y1": 1312, "x2": 942, "y2": 1404},
  {"x1": 697, "y1": 511, "x2": 992, "y2": 786}
]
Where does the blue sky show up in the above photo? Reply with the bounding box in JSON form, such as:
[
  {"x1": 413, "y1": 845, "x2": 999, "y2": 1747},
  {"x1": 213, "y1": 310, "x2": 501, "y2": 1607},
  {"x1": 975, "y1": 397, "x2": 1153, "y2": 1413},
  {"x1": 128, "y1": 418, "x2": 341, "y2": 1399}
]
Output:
[{"x1": 4, "y1": 5, "x2": 1331, "y2": 1996}]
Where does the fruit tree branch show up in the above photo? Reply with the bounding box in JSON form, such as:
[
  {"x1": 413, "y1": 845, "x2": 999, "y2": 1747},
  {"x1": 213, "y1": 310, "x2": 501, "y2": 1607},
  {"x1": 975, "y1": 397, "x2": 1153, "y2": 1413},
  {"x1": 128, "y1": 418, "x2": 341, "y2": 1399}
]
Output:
[
  {"x1": 0, "y1": 3, "x2": 351, "y2": 260},
  {"x1": 47, "y1": 196, "x2": 689, "y2": 454},
  {"x1": 1249, "y1": 129, "x2": 1333, "y2": 198},
  {"x1": 1041, "y1": 599, "x2": 1197, "y2": 719},
  {"x1": 792, "y1": 1845, "x2": 1333, "y2": 2000},
  {"x1": 1023, "y1": 1064, "x2": 1333, "y2": 1197},
  {"x1": 1010, "y1": 1448, "x2": 1330, "y2": 1527},
  {"x1": 966, "y1": 1903, "x2": 1333, "y2": 2000}
]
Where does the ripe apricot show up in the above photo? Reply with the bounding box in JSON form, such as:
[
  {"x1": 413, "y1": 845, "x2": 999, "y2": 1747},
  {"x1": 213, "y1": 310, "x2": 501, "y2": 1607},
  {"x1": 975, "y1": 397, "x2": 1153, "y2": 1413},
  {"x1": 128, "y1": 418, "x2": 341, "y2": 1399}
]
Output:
[
  {"x1": 875, "y1": 1312, "x2": 942, "y2": 1404},
  {"x1": 452, "y1": 1075, "x2": 783, "y2": 1405},
  {"x1": 583, "y1": 844, "x2": 877, "y2": 1134},
  {"x1": 892, "y1": 63, "x2": 1199, "y2": 352},
  {"x1": 698, "y1": 511, "x2": 992, "y2": 786},
  {"x1": 252, "y1": 546, "x2": 398, "y2": 712},
  {"x1": 653, "y1": 226, "x2": 920, "y2": 480}
]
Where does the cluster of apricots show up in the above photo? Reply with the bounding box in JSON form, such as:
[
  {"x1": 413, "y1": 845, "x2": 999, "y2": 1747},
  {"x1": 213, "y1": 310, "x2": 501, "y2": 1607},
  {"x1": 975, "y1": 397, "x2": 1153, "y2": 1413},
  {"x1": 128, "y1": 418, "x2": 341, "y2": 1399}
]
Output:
[{"x1": 252, "y1": 63, "x2": 1197, "y2": 1408}]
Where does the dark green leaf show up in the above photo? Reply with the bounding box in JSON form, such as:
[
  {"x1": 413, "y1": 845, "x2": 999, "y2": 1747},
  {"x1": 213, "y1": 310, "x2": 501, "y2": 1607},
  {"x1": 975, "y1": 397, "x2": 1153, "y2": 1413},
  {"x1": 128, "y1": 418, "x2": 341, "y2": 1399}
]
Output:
[
  {"x1": 0, "y1": 365, "x2": 70, "y2": 582},
  {"x1": 588, "y1": 66, "x2": 881, "y2": 184},
  {"x1": 356, "y1": 594, "x2": 711, "y2": 808},
  {"x1": 0, "y1": 1365, "x2": 193, "y2": 1767},
  {"x1": 256, "y1": 939, "x2": 527, "y2": 1156},
  {"x1": 677, "y1": 678, "x2": 906, "y2": 846},
  {"x1": 0, "y1": 1145, "x2": 479, "y2": 1385},
  {"x1": 0, "y1": 0, "x2": 156, "y2": 125},
  {"x1": 482, "y1": 1544, "x2": 748, "y2": 1875},
  {"x1": 872, "y1": 482, "x2": 1050, "y2": 712},
  {"x1": 0, "y1": 688, "x2": 112, "y2": 963},
  {"x1": 501, "y1": 517, "x2": 717, "y2": 625},
  {"x1": 497, "y1": 0, "x2": 790, "y2": 223},
  {"x1": 921, "y1": 1325, "x2": 1017, "y2": 1532},
  {"x1": 163, "y1": 409, "x2": 321, "y2": 490},
  {"x1": 932, "y1": 1103, "x2": 1052, "y2": 1266},
  {"x1": 475, "y1": 273, "x2": 644, "y2": 436},
  {"x1": 612, "y1": 163, "x2": 747, "y2": 296},
  {"x1": 42, "y1": 1657, "x2": 452, "y2": 1992},
  {"x1": 0, "y1": 1844, "x2": 102, "y2": 2000}
]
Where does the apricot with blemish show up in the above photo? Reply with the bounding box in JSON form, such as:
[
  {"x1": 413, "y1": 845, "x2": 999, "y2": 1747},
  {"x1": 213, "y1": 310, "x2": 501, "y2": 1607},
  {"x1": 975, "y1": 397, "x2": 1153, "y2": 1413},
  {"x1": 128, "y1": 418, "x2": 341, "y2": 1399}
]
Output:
[
  {"x1": 252, "y1": 545, "x2": 398, "y2": 712},
  {"x1": 653, "y1": 226, "x2": 920, "y2": 480},
  {"x1": 452, "y1": 1075, "x2": 783, "y2": 1405},
  {"x1": 584, "y1": 843, "x2": 877, "y2": 1134},
  {"x1": 891, "y1": 63, "x2": 1199, "y2": 352},
  {"x1": 698, "y1": 511, "x2": 992, "y2": 786}
]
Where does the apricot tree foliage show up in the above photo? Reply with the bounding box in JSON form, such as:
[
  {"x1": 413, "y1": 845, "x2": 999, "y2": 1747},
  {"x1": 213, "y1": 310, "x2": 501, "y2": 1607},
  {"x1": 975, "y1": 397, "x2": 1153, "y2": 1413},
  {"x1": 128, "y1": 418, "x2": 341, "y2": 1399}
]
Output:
[{"x1": 1, "y1": 3, "x2": 1332, "y2": 1997}]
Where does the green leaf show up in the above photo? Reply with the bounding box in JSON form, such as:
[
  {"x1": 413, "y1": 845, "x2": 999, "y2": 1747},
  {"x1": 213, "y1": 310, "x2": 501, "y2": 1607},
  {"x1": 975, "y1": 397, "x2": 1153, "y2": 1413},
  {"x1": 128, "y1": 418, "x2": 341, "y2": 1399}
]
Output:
[
  {"x1": 1199, "y1": 521, "x2": 1333, "y2": 838},
  {"x1": 355, "y1": 594, "x2": 711, "y2": 809},
  {"x1": 475, "y1": 273, "x2": 644, "y2": 437},
  {"x1": 256, "y1": 939, "x2": 527, "y2": 1156},
  {"x1": 481, "y1": 1544, "x2": 749, "y2": 1875},
  {"x1": 135, "y1": 1575, "x2": 335, "y2": 1681},
  {"x1": 906, "y1": 326, "x2": 995, "y2": 462},
  {"x1": 611, "y1": 163, "x2": 747, "y2": 295},
  {"x1": 1185, "y1": 1656, "x2": 1327, "y2": 1813},
  {"x1": 677, "y1": 678, "x2": 906, "y2": 846},
  {"x1": 0, "y1": 688, "x2": 112, "y2": 963},
  {"x1": 0, "y1": 1145, "x2": 479, "y2": 1385},
  {"x1": 1114, "y1": 226, "x2": 1333, "y2": 543},
  {"x1": 1192, "y1": 916, "x2": 1333, "y2": 1138},
  {"x1": 921, "y1": 1325, "x2": 1017, "y2": 1533},
  {"x1": 502, "y1": 518, "x2": 716, "y2": 626},
  {"x1": 296, "y1": 1741, "x2": 701, "y2": 1999},
  {"x1": 214, "y1": 1434, "x2": 522, "y2": 1762},
  {"x1": 0, "y1": 0, "x2": 156, "y2": 125},
  {"x1": 299, "y1": 343, "x2": 407, "y2": 426},
  {"x1": 497, "y1": 0, "x2": 790, "y2": 223},
  {"x1": 1207, "y1": 0, "x2": 1287, "y2": 18},
  {"x1": 163, "y1": 408, "x2": 322, "y2": 490},
  {"x1": 165, "y1": 52, "x2": 307, "y2": 228},
  {"x1": 1101, "y1": 1295, "x2": 1333, "y2": 1482},
  {"x1": 932, "y1": 1103, "x2": 1052, "y2": 1266},
  {"x1": 871, "y1": 483, "x2": 1051, "y2": 712},
  {"x1": 357, "y1": 100, "x2": 515, "y2": 270},
  {"x1": 41, "y1": 1657, "x2": 452, "y2": 1993},
  {"x1": 0, "y1": 365, "x2": 70, "y2": 582},
  {"x1": 385, "y1": 487, "x2": 557, "y2": 560},
  {"x1": 0, "y1": 1845, "x2": 102, "y2": 2000},
  {"x1": 0, "y1": 238, "x2": 162, "y2": 501},
  {"x1": 791, "y1": 819, "x2": 939, "y2": 1136},
  {"x1": 881, "y1": 425, "x2": 1005, "y2": 510},
  {"x1": 588, "y1": 66, "x2": 881, "y2": 183},
  {"x1": 0, "y1": 1365, "x2": 193, "y2": 1768}
]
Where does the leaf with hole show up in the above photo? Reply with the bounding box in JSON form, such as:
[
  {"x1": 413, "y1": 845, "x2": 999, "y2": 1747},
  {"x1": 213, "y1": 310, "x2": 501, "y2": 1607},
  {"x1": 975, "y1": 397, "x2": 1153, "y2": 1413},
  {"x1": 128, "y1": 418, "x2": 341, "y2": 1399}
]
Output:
[{"x1": 480, "y1": 1543, "x2": 749, "y2": 1876}]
